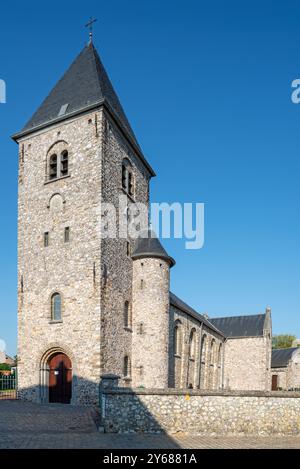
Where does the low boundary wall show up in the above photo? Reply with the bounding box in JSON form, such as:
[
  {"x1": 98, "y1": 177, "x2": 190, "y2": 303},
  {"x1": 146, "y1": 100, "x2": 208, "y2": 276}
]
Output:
[{"x1": 100, "y1": 382, "x2": 300, "y2": 436}]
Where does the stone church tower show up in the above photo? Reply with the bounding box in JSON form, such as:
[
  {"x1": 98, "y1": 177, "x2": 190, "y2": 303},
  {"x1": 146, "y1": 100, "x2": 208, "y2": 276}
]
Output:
[
  {"x1": 13, "y1": 41, "x2": 172, "y2": 405},
  {"x1": 13, "y1": 38, "x2": 271, "y2": 405}
]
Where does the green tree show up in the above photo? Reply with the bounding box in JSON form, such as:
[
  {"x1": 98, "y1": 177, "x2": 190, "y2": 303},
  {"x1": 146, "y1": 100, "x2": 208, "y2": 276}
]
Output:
[
  {"x1": 272, "y1": 334, "x2": 296, "y2": 349},
  {"x1": 0, "y1": 364, "x2": 11, "y2": 371}
]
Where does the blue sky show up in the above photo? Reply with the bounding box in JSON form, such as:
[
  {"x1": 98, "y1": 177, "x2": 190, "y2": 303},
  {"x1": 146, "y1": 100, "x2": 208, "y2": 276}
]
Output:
[{"x1": 1, "y1": 0, "x2": 300, "y2": 355}]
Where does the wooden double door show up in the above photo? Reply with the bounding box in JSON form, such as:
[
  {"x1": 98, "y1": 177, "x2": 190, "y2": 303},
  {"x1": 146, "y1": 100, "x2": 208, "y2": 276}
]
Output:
[{"x1": 48, "y1": 353, "x2": 72, "y2": 404}]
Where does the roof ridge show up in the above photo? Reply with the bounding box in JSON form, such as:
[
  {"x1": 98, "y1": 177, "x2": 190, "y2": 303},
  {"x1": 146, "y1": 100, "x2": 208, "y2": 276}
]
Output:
[
  {"x1": 210, "y1": 313, "x2": 265, "y2": 320},
  {"x1": 169, "y1": 292, "x2": 225, "y2": 336}
]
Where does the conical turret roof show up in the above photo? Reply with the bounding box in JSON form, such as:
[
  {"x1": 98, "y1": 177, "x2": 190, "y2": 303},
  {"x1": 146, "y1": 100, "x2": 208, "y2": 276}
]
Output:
[{"x1": 132, "y1": 229, "x2": 175, "y2": 267}]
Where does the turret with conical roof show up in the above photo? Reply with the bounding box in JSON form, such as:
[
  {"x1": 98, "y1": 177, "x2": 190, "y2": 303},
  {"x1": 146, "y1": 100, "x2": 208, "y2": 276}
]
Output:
[
  {"x1": 131, "y1": 229, "x2": 175, "y2": 267},
  {"x1": 131, "y1": 230, "x2": 175, "y2": 388}
]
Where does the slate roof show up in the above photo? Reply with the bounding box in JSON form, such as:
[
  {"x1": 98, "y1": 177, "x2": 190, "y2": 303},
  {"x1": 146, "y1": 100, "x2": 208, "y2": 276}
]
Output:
[
  {"x1": 271, "y1": 348, "x2": 298, "y2": 368},
  {"x1": 131, "y1": 230, "x2": 176, "y2": 267},
  {"x1": 209, "y1": 314, "x2": 266, "y2": 338},
  {"x1": 169, "y1": 292, "x2": 225, "y2": 336},
  {"x1": 13, "y1": 43, "x2": 155, "y2": 176}
]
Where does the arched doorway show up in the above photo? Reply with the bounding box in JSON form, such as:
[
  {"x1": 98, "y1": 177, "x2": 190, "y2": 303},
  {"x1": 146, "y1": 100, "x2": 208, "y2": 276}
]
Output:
[{"x1": 48, "y1": 353, "x2": 72, "y2": 404}]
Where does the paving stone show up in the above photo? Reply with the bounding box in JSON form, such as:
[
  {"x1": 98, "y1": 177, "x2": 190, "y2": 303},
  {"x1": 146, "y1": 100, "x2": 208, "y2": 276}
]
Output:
[{"x1": 0, "y1": 401, "x2": 300, "y2": 449}]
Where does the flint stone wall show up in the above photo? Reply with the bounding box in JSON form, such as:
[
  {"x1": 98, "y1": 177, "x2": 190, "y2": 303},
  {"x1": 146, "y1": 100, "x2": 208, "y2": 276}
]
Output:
[
  {"x1": 271, "y1": 368, "x2": 288, "y2": 390},
  {"x1": 101, "y1": 387, "x2": 300, "y2": 436},
  {"x1": 223, "y1": 336, "x2": 271, "y2": 391},
  {"x1": 168, "y1": 306, "x2": 224, "y2": 390},
  {"x1": 17, "y1": 111, "x2": 104, "y2": 406},
  {"x1": 271, "y1": 349, "x2": 300, "y2": 390}
]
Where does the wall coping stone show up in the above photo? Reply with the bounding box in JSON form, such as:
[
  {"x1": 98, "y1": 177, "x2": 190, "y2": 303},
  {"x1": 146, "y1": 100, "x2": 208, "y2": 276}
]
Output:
[{"x1": 103, "y1": 387, "x2": 300, "y2": 398}]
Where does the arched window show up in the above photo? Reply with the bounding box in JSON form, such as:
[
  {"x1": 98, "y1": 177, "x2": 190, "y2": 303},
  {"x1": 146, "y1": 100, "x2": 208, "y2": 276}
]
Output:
[
  {"x1": 210, "y1": 339, "x2": 216, "y2": 366},
  {"x1": 218, "y1": 343, "x2": 222, "y2": 368},
  {"x1": 189, "y1": 328, "x2": 196, "y2": 359},
  {"x1": 51, "y1": 293, "x2": 62, "y2": 321},
  {"x1": 123, "y1": 355, "x2": 131, "y2": 378},
  {"x1": 49, "y1": 154, "x2": 58, "y2": 180},
  {"x1": 216, "y1": 343, "x2": 223, "y2": 389},
  {"x1": 124, "y1": 301, "x2": 131, "y2": 328},
  {"x1": 122, "y1": 159, "x2": 134, "y2": 197},
  {"x1": 200, "y1": 335, "x2": 207, "y2": 363},
  {"x1": 209, "y1": 339, "x2": 216, "y2": 389},
  {"x1": 174, "y1": 321, "x2": 182, "y2": 356},
  {"x1": 199, "y1": 334, "x2": 207, "y2": 389},
  {"x1": 48, "y1": 150, "x2": 69, "y2": 181}
]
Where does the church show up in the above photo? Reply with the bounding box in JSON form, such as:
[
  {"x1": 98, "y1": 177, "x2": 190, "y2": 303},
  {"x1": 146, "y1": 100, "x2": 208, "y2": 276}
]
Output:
[{"x1": 13, "y1": 39, "x2": 273, "y2": 406}]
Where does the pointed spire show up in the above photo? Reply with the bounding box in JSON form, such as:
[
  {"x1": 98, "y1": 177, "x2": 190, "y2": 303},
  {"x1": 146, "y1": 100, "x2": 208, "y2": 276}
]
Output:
[
  {"x1": 18, "y1": 44, "x2": 137, "y2": 142},
  {"x1": 13, "y1": 42, "x2": 155, "y2": 176}
]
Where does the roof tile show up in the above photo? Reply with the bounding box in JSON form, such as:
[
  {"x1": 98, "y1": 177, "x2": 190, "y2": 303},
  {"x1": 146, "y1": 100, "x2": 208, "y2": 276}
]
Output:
[
  {"x1": 209, "y1": 314, "x2": 266, "y2": 338},
  {"x1": 18, "y1": 43, "x2": 141, "y2": 152}
]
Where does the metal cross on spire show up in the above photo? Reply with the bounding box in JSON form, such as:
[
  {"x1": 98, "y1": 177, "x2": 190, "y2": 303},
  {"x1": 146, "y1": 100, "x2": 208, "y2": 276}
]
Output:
[{"x1": 85, "y1": 17, "x2": 97, "y2": 44}]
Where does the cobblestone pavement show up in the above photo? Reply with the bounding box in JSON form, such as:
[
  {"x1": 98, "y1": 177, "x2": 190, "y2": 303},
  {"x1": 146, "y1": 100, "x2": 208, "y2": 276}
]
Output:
[{"x1": 1, "y1": 400, "x2": 300, "y2": 449}]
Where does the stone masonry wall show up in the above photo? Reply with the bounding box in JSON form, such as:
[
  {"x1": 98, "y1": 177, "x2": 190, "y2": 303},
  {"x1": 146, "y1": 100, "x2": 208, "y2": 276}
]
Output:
[
  {"x1": 271, "y1": 368, "x2": 287, "y2": 390},
  {"x1": 288, "y1": 350, "x2": 300, "y2": 389},
  {"x1": 102, "y1": 387, "x2": 300, "y2": 436},
  {"x1": 17, "y1": 111, "x2": 103, "y2": 405},
  {"x1": 99, "y1": 111, "x2": 151, "y2": 386},
  {"x1": 271, "y1": 350, "x2": 300, "y2": 390},
  {"x1": 131, "y1": 258, "x2": 170, "y2": 388},
  {"x1": 168, "y1": 306, "x2": 224, "y2": 390},
  {"x1": 17, "y1": 107, "x2": 152, "y2": 403},
  {"x1": 223, "y1": 335, "x2": 271, "y2": 391}
]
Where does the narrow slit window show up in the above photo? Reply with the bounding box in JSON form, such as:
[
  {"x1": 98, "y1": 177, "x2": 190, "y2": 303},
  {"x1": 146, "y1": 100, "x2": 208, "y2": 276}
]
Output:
[
  {"x1": 124, "y1": 301, "x2": 129, "y2": 328},
  {"x1": 122, "y1": 164, "x2": 127, "y2": 190},
  {"x1": 123, "y1": 355, "x2": 131, "y2": 378},
  {"x1": 64, "y1": 227, "x2": 70, "y2": 243},
  {"x1": 122, "y1": 159, "x2": 135, "y2": 197},
  {"x1": 44, "y1": 232, "x2": 49, "y2": 247},
  {"x1": 174, "y1": 322, "x2": 182, "y2": 356},
  {"x1": 51, "y1": 293, "x2": 62, "y2": 321},
  {"x1": 189, "y1": 329, "x2": 196, "y2": 359},
  {"x1": 128, "y1": 171, "x2": 134, "y2": 196}
]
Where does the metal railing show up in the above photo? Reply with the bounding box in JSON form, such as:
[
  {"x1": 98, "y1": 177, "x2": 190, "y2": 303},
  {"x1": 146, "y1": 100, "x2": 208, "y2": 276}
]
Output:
[{"x1": 0, "y1": 371, "x2": 17, "y2": 399}]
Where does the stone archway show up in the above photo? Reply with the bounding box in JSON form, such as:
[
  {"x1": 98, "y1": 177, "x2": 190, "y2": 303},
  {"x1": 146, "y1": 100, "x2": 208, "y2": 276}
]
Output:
[{"x1": 40, "y1": 347, "x2": 73, "y2": 404}]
